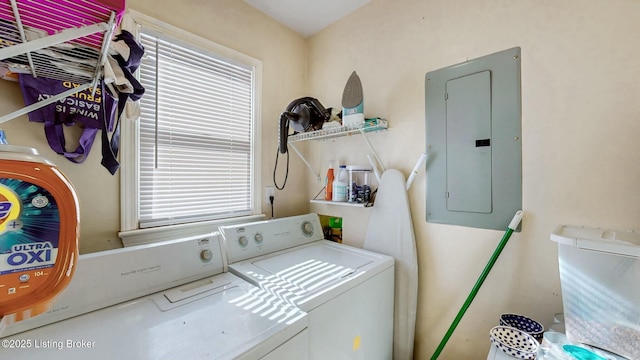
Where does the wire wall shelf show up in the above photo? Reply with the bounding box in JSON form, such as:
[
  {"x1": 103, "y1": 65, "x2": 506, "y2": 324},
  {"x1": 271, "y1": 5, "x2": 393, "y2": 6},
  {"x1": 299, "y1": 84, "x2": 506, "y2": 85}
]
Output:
[
  {"x1": 286, "y1": 119, "x2": 388, "y2": 183},
  {"x1": 288, "y1": 119, "x2": 388, "y2": 142}
]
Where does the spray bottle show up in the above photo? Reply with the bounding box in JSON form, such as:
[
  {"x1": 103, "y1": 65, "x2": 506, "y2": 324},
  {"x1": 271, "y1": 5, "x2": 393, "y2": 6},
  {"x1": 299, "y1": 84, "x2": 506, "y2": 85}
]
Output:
[{"x1": 325, "y1": 161, "x2": 335, "y2": 201}]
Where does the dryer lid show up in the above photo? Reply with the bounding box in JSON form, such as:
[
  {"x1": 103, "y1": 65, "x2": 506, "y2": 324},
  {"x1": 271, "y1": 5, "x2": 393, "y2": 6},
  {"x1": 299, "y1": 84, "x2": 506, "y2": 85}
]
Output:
[{"x1": 250, "y1": 242, "x2": 377, "y2": 294}]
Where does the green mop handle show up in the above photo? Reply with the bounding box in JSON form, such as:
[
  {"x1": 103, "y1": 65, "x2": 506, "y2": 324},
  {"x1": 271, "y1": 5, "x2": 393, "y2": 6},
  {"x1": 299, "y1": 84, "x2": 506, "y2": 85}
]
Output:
[{"x1": 430, "y1": 210, "x2": 524, "y2": 360}]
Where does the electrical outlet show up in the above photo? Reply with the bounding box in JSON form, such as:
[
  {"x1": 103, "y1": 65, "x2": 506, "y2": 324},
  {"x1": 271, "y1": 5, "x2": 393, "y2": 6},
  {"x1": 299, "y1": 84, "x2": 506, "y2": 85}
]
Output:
[{"x1": 265, "y1": 186, "x2": 275, "y2": 203}]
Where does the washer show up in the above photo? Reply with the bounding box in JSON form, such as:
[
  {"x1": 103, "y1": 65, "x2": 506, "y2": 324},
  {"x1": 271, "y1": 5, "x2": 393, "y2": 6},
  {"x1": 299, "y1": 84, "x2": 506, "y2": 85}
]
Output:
[
  {"x1": 219, "y1": 213, "x2": 394, "y2": 360},
  {"x1": 1, "y1": 234, "x2": 308, "y2": 360}
]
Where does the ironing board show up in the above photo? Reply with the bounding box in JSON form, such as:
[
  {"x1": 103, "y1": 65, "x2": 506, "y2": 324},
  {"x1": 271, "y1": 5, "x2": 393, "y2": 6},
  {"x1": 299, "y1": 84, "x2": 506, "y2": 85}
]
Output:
[{"x1": 363, "y1": 169, "x2": 418, "y2": 360}]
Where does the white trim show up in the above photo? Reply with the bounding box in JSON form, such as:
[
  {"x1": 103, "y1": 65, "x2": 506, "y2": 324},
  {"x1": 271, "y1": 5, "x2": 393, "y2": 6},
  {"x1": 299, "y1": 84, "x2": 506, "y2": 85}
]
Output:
[{"x1": 119, "y1": 12, "x2": 141, "y2": 232}]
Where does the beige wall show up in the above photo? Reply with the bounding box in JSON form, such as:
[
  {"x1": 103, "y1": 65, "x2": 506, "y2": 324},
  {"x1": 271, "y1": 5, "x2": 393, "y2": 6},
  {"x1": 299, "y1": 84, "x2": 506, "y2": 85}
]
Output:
[
  {"x1": 307, "y1": 0, "x2": 640, "y2": 358},
  {"x1": 0, "y1": 0, "x2": 309, "y2": 253},
  {"x1": 2, "y1": 0, "x2": 639, "y2": 358}
]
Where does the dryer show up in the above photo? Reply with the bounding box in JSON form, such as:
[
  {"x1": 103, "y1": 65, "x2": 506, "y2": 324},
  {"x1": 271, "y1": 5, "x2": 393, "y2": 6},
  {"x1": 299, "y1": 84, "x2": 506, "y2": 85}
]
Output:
[
  {"x1": 219, "y1": 213, "x2": 394, "y2": 360},
  {"x1": 1, "y1": 233, "x2": 308, "y2": 359}
]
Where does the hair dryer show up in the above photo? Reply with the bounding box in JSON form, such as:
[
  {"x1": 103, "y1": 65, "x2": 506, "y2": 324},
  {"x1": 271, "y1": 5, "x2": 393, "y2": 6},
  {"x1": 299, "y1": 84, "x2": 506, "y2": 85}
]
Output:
[{"x1": 278, "y1": 97, "x2": 330, "y2": 153}]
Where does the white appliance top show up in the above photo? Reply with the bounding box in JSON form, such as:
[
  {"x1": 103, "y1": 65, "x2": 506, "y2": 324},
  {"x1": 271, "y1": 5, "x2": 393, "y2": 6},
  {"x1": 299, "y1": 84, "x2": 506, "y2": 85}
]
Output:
[
  {"x1": 1, "y1": 234, "x2": 307, "y2": 359},
  {"x1": 220, "y1": 214, "x2": 394, "y2": 311},
  {"x1": 551, "y1": 224, "x2": 640, "y2": 258},
  {"x1": 3, "y1": 273, "x2": 306, "y2": 359},
  {"x1": 3, "y1": 233, "x2": 225, "y2": 336}
]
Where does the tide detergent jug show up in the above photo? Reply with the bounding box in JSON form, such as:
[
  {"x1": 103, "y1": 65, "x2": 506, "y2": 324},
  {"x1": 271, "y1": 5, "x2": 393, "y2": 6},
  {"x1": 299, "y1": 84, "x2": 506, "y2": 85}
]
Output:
[{"x1": 0, "y1": 145, "x2": 79, "y2": 325}]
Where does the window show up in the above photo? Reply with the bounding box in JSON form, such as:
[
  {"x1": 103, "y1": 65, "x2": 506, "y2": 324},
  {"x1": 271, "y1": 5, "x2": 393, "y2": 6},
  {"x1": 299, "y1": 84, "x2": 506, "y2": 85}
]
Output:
[{"x1": 119, "y1": 12, "x2": 262, "y2": 241}]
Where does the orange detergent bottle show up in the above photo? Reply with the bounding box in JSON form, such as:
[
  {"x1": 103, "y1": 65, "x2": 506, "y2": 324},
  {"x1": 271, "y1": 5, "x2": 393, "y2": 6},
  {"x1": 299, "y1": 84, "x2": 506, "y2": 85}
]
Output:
[{"x1": 0, "y1": 145, "x2": 79, "y2": 325}]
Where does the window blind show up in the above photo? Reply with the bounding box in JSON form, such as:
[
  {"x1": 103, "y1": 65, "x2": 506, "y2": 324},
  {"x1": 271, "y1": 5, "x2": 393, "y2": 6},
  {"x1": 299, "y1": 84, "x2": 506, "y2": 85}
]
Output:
[{"x1": 137, "y1": 29, "x2": 254, "y2": 228}]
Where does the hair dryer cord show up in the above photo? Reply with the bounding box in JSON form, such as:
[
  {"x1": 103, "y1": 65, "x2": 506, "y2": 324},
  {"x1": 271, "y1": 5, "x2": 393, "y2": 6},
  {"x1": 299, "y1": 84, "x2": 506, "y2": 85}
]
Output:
[{"x1": 273, "y1": 147, "x2": 289, "y2": 190}]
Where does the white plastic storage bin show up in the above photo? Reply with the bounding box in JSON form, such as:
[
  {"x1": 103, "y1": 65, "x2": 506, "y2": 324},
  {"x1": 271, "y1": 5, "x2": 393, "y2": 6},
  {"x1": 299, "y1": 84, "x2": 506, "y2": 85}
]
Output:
[
  {"x1": 346, "y1": 165, "x2": 371, "y2": 203},
  {"x1": 550, "y1": 225, "x2": 640, "y2": 360}
]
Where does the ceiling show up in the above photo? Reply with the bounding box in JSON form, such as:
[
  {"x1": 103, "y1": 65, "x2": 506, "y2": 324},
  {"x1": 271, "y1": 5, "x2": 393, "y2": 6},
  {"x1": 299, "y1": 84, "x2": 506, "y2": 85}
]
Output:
[{"x1": 244, "y1": 0, "x2": 371, "y2": 37}]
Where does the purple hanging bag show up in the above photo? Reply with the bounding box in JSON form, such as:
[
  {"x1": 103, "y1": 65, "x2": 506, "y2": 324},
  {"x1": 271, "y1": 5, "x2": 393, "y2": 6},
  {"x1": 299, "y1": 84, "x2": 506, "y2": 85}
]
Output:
[{"x1": 19, "y1": 74, "x2": 118, "y2": 168}]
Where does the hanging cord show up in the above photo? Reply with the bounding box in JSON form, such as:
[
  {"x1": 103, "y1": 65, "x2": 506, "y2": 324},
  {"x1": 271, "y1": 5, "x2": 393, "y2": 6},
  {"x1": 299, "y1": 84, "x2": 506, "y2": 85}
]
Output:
[
  {"x1": 312, "y1": 187, "x2": 325, "y2": 200},
  {"x1": 270, "y1": 197, "x2": 274, "y2": 218},
  {"x1": 269, "y1": 189, "x2": 275, "y2": 218},
  {"x1": 273, "y1": 147, "x2": 289, "y2": 190}
]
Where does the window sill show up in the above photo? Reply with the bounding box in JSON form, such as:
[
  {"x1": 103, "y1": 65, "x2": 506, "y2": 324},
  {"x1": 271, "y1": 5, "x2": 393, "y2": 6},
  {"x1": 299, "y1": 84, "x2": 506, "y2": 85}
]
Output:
[{"x1": 119, "y1": 214, "x2": 266, "y2": 247}]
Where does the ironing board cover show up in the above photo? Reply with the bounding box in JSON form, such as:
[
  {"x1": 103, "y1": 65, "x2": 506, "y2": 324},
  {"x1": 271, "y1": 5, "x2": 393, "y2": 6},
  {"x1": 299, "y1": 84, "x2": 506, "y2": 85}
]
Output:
[{"x1": 363, "y1": 169, "x2": 418, "y2": 360}]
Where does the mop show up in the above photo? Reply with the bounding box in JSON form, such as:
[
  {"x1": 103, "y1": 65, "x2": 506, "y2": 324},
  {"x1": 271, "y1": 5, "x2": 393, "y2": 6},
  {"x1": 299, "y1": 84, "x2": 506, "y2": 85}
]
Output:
[{"x1": 430, "y1": 210, "x2": 524, "y2": 359}]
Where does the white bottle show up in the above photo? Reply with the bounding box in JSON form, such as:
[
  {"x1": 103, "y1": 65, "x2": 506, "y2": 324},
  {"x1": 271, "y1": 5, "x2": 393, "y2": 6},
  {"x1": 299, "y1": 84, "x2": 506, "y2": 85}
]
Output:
[{"x1": 332, "y1": 165, "x2": 348, "y2": 202}]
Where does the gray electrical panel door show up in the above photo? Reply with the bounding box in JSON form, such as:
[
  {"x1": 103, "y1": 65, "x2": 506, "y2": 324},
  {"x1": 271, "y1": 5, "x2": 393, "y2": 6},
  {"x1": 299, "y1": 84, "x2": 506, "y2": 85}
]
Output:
[
  {"x1": 446, "y1": 71, "x2": 492, "y2": 214},
  {"x1": 425, "y1": 47, "x2": 521, "y2": 231}
]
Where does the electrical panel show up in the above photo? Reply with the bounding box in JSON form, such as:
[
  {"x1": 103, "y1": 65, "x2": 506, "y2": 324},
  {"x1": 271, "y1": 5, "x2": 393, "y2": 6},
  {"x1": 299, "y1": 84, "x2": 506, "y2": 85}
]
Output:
[{"x1": 425, "y1": 47, "x2": 521, "y2": 230}]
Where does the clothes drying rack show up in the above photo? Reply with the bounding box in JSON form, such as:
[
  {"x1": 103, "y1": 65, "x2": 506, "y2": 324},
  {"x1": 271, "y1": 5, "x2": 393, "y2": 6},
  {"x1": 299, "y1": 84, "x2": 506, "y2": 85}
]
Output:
[{"x1": 0, "y1": 0, "x2": 122, "y2": 125}]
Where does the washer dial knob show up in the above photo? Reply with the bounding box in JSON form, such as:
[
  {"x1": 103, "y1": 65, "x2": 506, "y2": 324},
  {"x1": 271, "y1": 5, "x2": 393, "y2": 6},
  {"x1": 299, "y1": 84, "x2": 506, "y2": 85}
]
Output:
[
  {"x1": 200, "y1": 249, "x2": 213, "y2": 262},
  {"x1": 301, "y1": 221, "x2": 314, "y2": 237},
  {"x1": 254, "y1": 233, "x2": 263, "y2": 244},
  {"x1": 238, "y1": 236, "x2": 248, "y2": 248}
]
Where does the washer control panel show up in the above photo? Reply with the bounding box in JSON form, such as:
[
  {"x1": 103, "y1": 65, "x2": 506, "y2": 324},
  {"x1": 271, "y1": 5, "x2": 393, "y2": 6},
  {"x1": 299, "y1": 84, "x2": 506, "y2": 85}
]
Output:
[{"x1": 220, "y1": 213, "x2": 323, "y2": 263}]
